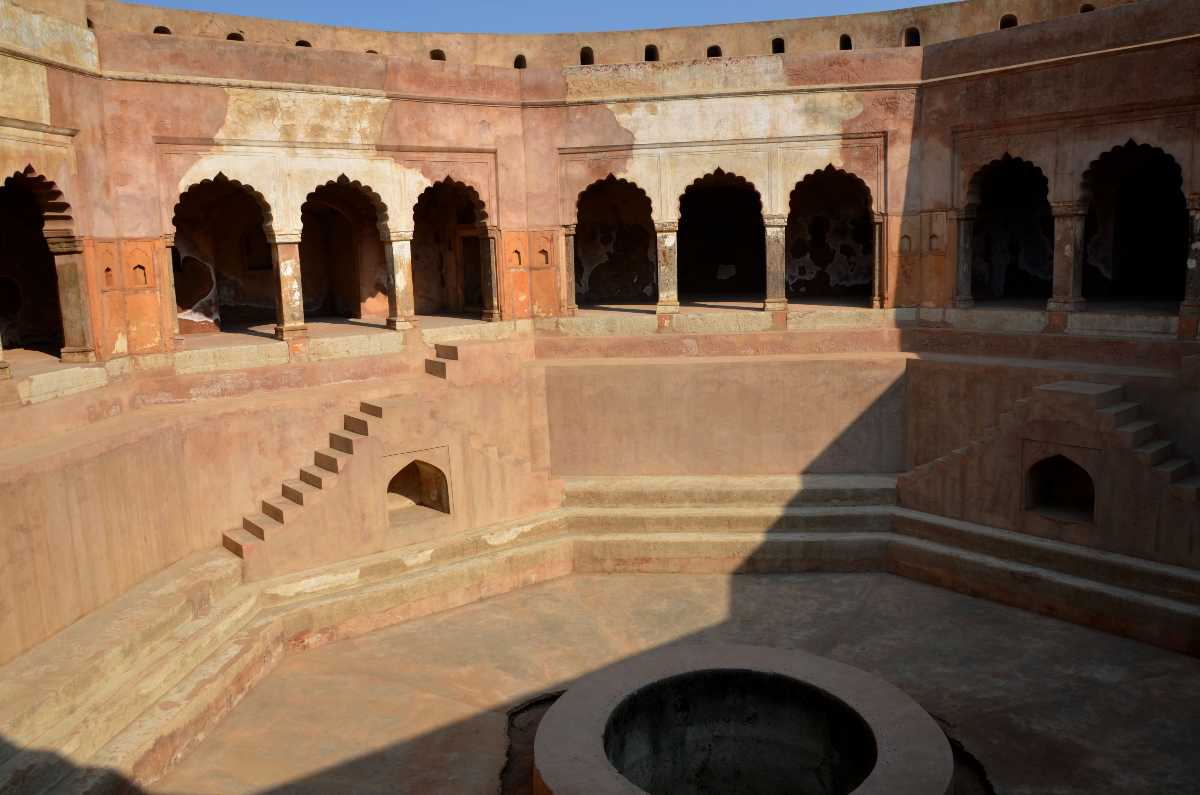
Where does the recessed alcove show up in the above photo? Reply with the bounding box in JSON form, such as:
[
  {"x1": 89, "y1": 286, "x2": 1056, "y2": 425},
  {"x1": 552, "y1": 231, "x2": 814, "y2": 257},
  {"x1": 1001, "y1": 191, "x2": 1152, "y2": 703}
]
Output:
[
  {"x1": 1027, "y1": 454, "x2": 1095, "y2": 523},
  {"x1": 387, "y1": 460, "x2": 450, "y2": 525}
]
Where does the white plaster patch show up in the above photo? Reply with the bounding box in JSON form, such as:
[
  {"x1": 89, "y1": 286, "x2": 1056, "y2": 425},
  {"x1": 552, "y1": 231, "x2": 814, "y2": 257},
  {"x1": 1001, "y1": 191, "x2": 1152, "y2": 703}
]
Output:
[
  {"x1": 216, "y1": 90, "x2": 390, "y2": 146},
  {"x1": 267, "y1": 570, "x2": 361, "y2": 598},
  {"x1": 0, "y1": 54, "x2": 49, "y2": 124},
  {"x1": 401, "y1": 548, "x2": 434, "y2": 567},
  {"x1": 483, "y1": 523, "x2": 534, "y2": 546},
  {"x1": 111, "y1": 331, "x2": 128, "y2": 357}
]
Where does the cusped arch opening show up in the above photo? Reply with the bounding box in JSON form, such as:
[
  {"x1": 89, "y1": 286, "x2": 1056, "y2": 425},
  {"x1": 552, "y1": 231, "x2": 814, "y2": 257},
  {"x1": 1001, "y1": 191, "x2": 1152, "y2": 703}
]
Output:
[
  {"x1": 771, "y1": 37, "x2": 785, "y2": 54},
  {"x1": 388, "y1": 461, "x2": 450, "y2": 524},
  {"x1": 412, "y1": 178, "x2": 493, "y2": 320},
  {"x1": 839, "y1": 34, "x2": 853, "y2": 50},
  {"x1": 0, "y1": 167, "x2": 69, "y2": 355},
  {"x1": 644, "y1": 44, "x2": 659, "y2": 62},
  {"x1": 430, "y1": 49, "x2": 446, "y2": 61},
  {"x1": 706, "y1": 45, "x2": 722, "y2": 58},
  {"x1": 514, "y1": 54, "x2": 527, "y2": 69},
  {"x1": 1027, "y1": 454, "x2": 1095, "y2": 524},
  {"x1": 903, "y1": 27, "x2": 921, "y2": 47},
  {"x1": 580, "y1": 46, "x2": 594, "y2": 65},
  {"x1": 299, "y1": 176, "x2": 391, "y2": 323},
  {"x1": 1080, "y1": 141, "x2": 1188, "y2": 308},
  {"x1": 171, "y1": 174, "x2": 276, "y2": 334},
  {"x1": 786, "y1": 165, "x2": 875, "y2": 307},
  {"x1": 574, "y1": 175, "x2": 656, "y2": 307},
  {"x1": 1000, "y1": 14, "x2": 1018, "y2": 29},
  {"x1": 678, "y1": 169, "x2": 764, "y2": 303},
  {"x1": 965, "y1": 154, "x2": 1053, "y2": 304}
]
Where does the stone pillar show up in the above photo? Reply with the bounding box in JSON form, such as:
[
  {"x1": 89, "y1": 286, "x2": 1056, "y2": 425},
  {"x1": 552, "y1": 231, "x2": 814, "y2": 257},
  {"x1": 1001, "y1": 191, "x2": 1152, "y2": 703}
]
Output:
[
  {"x1": 269, "y1": 233, "x2": 307, "y2": 341},
  {"x1": 160, "y1": 234, "x2": 182, "y2": 348},
  {"x1": 1181, "y1": 197, "x2": 1200, "y2": 339},
  {"x1": 763, "y1": 215, "x2": 788, "y2": 313},
  {"x1": 47, "y1": 236, "x2": 97, "y2": 362},
  {"x1": 562, "y1": 224, "x2": 579, "y2": 315},
  {"x1": 655, "y1": 221, "x2": 679, "y2": 316},
  {"x1": 872, "y1": 214, "x2": 887, "y2": 309},
  {"x1": 1047, "y1": 203, "x2": 1086, "y2": 313},
  {"x1": 481, "y1": 226, "x2": 502, "y2": 321},
  {"x1": 0, "y1": 336, "x2": 9, "y2": 379},
  {"x1": 953, "y1": 211, "x2": 975, "y2": 309},
  {"x1": 384, "y1": 232, "x2": 417, "y2": 329}
]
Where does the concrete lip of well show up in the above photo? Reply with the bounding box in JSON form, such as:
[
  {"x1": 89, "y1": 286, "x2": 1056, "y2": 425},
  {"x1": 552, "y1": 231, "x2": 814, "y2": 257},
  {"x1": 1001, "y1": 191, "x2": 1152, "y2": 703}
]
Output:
[{"x1": 533, "y1": 643, "x2": 953, "y2": 795}]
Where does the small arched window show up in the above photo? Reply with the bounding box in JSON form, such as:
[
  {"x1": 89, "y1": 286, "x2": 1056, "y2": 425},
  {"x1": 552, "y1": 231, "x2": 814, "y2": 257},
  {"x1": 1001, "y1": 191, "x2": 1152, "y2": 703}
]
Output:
[
  {"x1": 903, "y1": 27, "x2": 921, "y2": 47},
  {"x1": 1079, "y1": 3, "x2": 1095, "y2": 11},
  {"x1": 366, "y1": 49, "x2": 379, "y2": 54},
  {"x1": 226, "y1": 32, "x2": 244, "y2": 41},
  {"x1": 644, "y1": 44, "x2": 659, "y2": 62},
  {"x1": 153, "y1": 25, "x2": 171, "y2": 35},
  {"x1": 839, "y1": 33, "x2": 852, "y2": 50},
  {"x1": 514, "y1": 54, "x2": 527, "y2": 69},
  {"x1": 580, "y1": 46, "x2": 594, "y2": 65},
  {"x1": 999, "y1": 14, "x2": 1018, "y2": 29},
  {"x1": 771, "y1": 37, "x2": 785, "y2": 54},
  {"x1": 706, "y1": 44, "x2": 722, "y2": 58},
  {"x1": 430, "y1": 49, "x2": 445, "y2": 61},
  {"x1": 295, "y1": 40, "x2": 312, "y2": 47}
]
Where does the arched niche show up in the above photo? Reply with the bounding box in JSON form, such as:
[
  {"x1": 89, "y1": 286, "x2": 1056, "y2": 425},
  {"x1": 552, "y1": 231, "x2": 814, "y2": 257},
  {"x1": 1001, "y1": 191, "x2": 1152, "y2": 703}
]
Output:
[
  {"x1": 411, "y1": 178, "x2": 493, "y2": 319},
  {"x1": 1026, "y1": 454, "x2": 1095, "y2": 523},
  {"x1": 387, "y1": 461, "x2": 450, "y2": 524}
]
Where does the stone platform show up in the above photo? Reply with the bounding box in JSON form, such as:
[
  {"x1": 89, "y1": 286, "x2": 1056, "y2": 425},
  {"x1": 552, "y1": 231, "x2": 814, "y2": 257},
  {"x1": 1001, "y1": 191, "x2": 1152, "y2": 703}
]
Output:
[{"x1": 154, "y1": 572, "x2": 1200, "y2": 795}]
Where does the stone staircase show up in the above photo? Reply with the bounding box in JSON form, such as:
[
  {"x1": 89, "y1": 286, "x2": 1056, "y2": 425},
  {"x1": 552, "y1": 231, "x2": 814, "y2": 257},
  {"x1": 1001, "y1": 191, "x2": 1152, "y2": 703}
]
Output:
[
  {"x1": 900, "y1": 381, "x2": 1199, "y2": 502},
  {"x1": 423, "y1": 343, "x2": 458, "y2": 380},
  {"x1": 221, "y1": 400, "x2": 386, "y2": 561}
]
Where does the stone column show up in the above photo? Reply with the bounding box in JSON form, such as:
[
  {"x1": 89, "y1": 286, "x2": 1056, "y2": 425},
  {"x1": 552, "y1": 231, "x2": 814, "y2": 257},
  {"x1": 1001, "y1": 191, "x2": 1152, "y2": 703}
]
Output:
[
  {"x1": 763, "y1": 215, "x2": 788, "y2": 312},
  {"x1": 384, "y1": 232, "x2": 417, "y2": 329},
  {"x1": 481, "y1": 226, "x2": 501, "y2": 321},
  {"x1": 269, "y1": 233, "x2": 307, "y2": 341},
  {"x1": 953, "y1": 211, "x2": 975, "y2": 309},
  {"x1": 47, "y1": 236, "x2": 97, "y2": 362},
  {"x1": 1181, "y1": 197, "x2": 1200, "y2": 339},
  {"x1": 655, "y1": 221, "x2": 679, "y2": 316},
  {"x1": 562, "y1": 224, "x2": 579, "y2": 315},
  {"x1": 160, "y1": 234, "x2": 182, "y2": 348},
  {"x1": 0, "y1": 335, "x2": 9, "y2": 379},
  {"x1": 872, "y1": 213, "x2": 887, "y2": 309},
  {"x1": 1047, "y1": 202, "x2": 1086, "y2": 313}
]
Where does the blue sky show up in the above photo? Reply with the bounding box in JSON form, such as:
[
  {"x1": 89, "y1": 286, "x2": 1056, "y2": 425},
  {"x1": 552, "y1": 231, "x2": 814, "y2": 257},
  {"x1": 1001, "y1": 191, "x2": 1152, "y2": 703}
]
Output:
[{"x1": 129, "y1": 0, "x2": 927, "y2": 34}]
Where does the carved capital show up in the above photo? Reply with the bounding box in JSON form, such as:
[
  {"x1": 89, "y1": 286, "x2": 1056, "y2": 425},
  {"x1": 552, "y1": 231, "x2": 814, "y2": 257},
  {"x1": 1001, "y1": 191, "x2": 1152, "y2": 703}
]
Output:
[
  {"x1": 763, "y1": 214, "x2": 788, "y2": 228},
  {"x1": 267, "y1": 232, "x2": 302, "y2": 245},
  {"x1": 1050, "y1": 201, "x2": 1086, "y2": 219},
  {"x1": 46, "y1": 235, "x2": 84, "y2": 255},
  {"x1": 654, "y1": 221, "x2": 678, "y2": 234},
  {"x1": 387, "y1": 230, "x2": 414, "y2": 243},
  {"x1": 952, "y1": 208, "x2": 976, "y2": 222},
  {"x1": 562, "y1": 223, "x2": 577, "y2": 235},
  {"x1": 161, "y1": 232, "x2": 176, "y2": 247}
]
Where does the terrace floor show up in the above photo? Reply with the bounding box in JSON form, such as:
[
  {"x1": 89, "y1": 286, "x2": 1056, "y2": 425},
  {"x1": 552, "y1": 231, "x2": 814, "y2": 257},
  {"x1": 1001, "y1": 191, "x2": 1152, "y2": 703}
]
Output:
[{"x1": 155, "y1": 572, "x2": 1200, "y2": 794}]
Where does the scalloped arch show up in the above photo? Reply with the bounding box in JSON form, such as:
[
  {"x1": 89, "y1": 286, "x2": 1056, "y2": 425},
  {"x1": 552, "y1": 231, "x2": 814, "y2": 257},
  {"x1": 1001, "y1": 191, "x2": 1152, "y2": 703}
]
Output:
[
  {"x1": 966, "y1": 153, "x2": 1050, "y2": 209},
  {"x1": 412, "y1": 176, "x2": 488, "y2": 223},
  {"x1": 1080, "y1": 139, "x2": 1184, "y2": 205},
  {"x1": 678, "y1": 168, "x2": 763, "y2": 216},
  {"x1": 303, "y1": 174, "x2": 390, "y2": 235},
  {"x1": 575, "y1": 174, "x2": 654, "y2": 218},
  {"x1": 172, "y1": 172, "x2": 275, "y2": 230},
  {"x1": 3, "y1": 165, "x2": 74, "y2": 239},
  {"x1": 788, "y1": 164, "x2": 874, "y2": 214}
]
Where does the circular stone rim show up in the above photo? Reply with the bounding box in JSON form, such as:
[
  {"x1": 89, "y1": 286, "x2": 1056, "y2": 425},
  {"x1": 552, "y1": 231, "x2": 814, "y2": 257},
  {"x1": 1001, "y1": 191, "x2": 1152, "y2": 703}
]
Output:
[{"x1": 533, "y1": 643, "x2": 953, "y2": 795}]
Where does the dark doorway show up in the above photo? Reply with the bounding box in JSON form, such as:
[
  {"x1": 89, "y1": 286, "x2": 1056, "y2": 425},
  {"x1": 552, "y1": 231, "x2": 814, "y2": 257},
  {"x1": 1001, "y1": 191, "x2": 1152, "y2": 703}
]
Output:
[
  {"x1": 1081, "y1": 142, "x2": 1188, "y2": 308},
  {"x1": 677, "y1": 170, "x2": 764, "y2": 302},
  {"x1": 388, "y1": 461, "x2": 450, "y2": 525},
  {"x1": 300, "y1": 179, "x2": 389, "y2": 322},
  {"x1": 412, "y1": 179, "x2": 490, "y2": 318},
  {"x1": 574, "y1": 176, "x2": 656, "y2": 305},
  {"x1": 968, "y1": 155, "x2": 1053, "y2": 303},
  {"x1": 785, "y1": 166, "x2": 874, "y2": 306},
  {"x1": 1027, "y1": 455, "x2": 1095, "y2": 523},
  {"x1": 172, "y1": 176, "x2": 276, "y2": 333},
  {"x1": 0, "y1": 172, "x2": 64, "y2": 354}
]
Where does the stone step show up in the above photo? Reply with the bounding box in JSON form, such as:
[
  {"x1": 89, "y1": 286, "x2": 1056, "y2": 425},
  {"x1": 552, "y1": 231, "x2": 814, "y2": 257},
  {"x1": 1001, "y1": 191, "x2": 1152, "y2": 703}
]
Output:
[
  {"x1": 891, "y1": 509, "x2": 1200, "y2": 606},
  {"x1": 1134, "y1": 439, "x2": 1174, "y2": 466},
  {"x1": 261, "y1": 496, "x2": 300, "y2": 524},
  {"x1": 1114, "y1": 419, "x2": 1158, "y2": 447},
  {"x1": 1153, "y1": 458, "x2": 1195, "y2": 483},
  {"x1": 314, "y1": 447, "x2": 350, "y2": 473},
  {"x1": 243, "y1": 512, "x2": 283, "y2": 540},
  {"x1": 434, "y1": 343, "x2": 459, "y2": 361},
  {"x1": 424, "y1": 359, "x2": 448, "y2": 379},
  {"x1": 1035, "y1": 381, "x2": 1125, "y2": 409},
  {"x1": 221, "y1": 527, "x2": 260, "y2": 559},
  {"x1": 344, "y1": 412, "x2": 372, "y2": 436},
  {"x1": 282, "y1": 479, "x2": 318, "y2": 506},
  {"x1": 299, "y1": 465, "x2": 337, "y2": 489},
  {"x1": 567, "y1": 505, "x2": 893, "y2": 535},
  {"x1": 1096, "y1": 401, "x2": 1140, "y2": 429},
  {"x1": 329, "y1": 430, "x2": 361, "y2": 454},
  {"x1": 360, "y1": 400, "x2": 384, "y2": 418},
  {"x1": 563, "y1": 475, "x2": 897, "y2": 509},
  {"x1": 1171, "y1": 476, "x2": 1200, "y2": 502}
]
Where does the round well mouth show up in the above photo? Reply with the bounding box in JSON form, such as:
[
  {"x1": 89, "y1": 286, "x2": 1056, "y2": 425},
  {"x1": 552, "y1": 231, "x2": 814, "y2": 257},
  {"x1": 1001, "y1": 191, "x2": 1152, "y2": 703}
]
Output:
[{"x1": 602, "y1": 668, "x2": 877, "y2": 795}]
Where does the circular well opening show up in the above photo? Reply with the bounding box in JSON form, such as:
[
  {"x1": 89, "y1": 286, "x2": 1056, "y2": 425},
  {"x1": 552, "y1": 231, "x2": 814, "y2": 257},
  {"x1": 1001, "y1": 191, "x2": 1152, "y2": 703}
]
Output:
[{"x1": 602, "y1": 668, "x2": 877, "y2": 794}]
